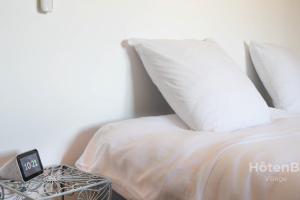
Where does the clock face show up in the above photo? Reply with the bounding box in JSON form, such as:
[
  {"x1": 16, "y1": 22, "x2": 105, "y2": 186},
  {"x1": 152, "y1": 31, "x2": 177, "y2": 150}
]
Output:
[{"x1": 17, "y1": 150, "x2": 43, "y2": 181}]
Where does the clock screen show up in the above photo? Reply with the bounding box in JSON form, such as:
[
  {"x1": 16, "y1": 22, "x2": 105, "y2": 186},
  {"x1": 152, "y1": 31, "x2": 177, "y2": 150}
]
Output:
[{"x1": 19, "y1": 152, "x2": 42, "y2": 178}]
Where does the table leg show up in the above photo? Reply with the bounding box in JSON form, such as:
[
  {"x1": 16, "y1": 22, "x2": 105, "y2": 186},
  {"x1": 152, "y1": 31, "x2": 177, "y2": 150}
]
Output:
[{"x1": 0, "y1": 185, "x2": 3, "y2": 200}]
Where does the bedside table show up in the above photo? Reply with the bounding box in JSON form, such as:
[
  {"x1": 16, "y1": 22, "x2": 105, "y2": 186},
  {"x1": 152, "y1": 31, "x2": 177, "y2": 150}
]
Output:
[{"x1": 0, "y1": 165, "x2": 111, "y2": 200}]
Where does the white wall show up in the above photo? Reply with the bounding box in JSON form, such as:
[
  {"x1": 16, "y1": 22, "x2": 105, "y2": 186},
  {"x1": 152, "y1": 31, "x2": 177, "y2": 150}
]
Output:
[{"x1": 1, "y1": 0, "x2": 300, "y2": 166}]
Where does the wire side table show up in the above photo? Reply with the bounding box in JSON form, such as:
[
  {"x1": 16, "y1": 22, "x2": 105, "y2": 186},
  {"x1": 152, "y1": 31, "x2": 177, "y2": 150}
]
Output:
[{"x1": 0, "y1": 165, "x2": 111, "y2": 200}]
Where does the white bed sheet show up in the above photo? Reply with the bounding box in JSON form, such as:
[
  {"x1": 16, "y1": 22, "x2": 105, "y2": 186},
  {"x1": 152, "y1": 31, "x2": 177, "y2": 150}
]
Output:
[{"x1": 76, "y1": 108, "x2": 300, "y2": 200}]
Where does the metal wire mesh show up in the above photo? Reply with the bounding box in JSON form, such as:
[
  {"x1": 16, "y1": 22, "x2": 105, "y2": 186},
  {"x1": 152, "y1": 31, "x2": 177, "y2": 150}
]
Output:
[{"x1": 0, "y1": 165, "x2": 111, "y2": 200}]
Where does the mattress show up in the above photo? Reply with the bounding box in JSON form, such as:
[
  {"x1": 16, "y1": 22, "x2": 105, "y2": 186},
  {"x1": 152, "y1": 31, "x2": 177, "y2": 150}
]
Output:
[{"x1": 76, "y1": 108, "x2": 300, "y2": 200}]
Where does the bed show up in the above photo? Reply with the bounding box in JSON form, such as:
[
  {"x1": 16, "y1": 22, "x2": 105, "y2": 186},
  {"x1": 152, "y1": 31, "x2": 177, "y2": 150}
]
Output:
[{"x1": 76, "y1": 108, "x2": 300, "y2": 200}]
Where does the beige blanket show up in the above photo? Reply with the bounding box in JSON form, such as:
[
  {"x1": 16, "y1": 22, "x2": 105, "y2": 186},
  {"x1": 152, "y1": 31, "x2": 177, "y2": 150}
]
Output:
[{"x1": 76, "y1": 109, "x2": 300, "y2": 200}]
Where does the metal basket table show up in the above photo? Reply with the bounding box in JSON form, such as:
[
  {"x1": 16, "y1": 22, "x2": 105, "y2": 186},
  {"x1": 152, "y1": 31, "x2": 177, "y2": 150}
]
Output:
[{"x1": 0, "y1": 165, "x2": 111, "y2": 200}]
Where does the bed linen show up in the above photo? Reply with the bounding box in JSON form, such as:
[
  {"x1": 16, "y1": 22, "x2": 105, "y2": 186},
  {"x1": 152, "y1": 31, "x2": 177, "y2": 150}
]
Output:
[
  {"x1": 76, "y1": 109, "x2": 300, "y2": 200},
  {"x1": 249, "y1": 42, "x2": 300, "y2": 113},
  {"x1": 129, "y1": 39, "x2": 271, "y2": 132}
]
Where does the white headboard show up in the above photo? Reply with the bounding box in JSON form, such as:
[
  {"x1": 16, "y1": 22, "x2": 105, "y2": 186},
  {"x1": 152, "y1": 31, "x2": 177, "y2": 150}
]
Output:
[{"x1": 0, "y1": 0, "x2": 299, "y2": 165}]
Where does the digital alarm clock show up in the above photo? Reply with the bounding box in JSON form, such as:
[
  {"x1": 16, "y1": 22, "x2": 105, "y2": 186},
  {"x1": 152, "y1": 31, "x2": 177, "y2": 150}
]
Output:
[
  {"x1": 17, "y1": 149, "x2": 44, "y2": 181},
  {"x1": 0, "y1": 149, "x2": 44, "y2": 182}
]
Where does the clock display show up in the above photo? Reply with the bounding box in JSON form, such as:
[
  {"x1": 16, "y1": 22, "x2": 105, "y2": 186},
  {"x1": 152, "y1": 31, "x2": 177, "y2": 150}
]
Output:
[
  {"x1": 17, "y1": 150, "x2": 43, "y2": 181},
  {"x1": 21, "y1": 155, "x2": 40, "y2": 174}
]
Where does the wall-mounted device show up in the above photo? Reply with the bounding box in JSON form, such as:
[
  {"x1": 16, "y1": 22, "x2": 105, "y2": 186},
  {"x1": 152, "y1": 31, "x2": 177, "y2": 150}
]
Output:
[
  {"x1": 40, "y1": 0, "x2": 53, "y2": 13},
  {"x1": 0, "y1": 149, "x2": 44, "y2": 182}
]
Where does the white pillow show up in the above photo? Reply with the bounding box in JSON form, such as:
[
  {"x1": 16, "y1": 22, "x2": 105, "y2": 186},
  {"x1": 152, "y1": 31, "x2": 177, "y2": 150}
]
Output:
[
  {"x1": 250, "y1": 42, "x2": 300, "y2": 113},
  {"x1": 129, "y1": 39, "x2": 270, "y2": 132}
]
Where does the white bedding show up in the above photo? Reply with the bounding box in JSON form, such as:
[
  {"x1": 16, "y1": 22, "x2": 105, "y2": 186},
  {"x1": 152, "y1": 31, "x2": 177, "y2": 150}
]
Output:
[{"x1": 76, "y1": 109, "x2": 300, "y2": 200}]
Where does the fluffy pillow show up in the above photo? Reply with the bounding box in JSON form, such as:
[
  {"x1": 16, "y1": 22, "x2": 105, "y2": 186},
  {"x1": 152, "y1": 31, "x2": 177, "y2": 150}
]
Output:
[
  {"x1": 250, "y1": 42, "x2": 300, "y2": 113},
  {"x1": 129, "y1": 39, "x2": 270, "y2": 132}
]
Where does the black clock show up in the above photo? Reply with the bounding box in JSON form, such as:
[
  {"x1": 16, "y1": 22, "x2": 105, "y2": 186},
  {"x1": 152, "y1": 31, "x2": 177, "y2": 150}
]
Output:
[{"x1": 16, "y1": 149, "x2": 44, "y2": 182}]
